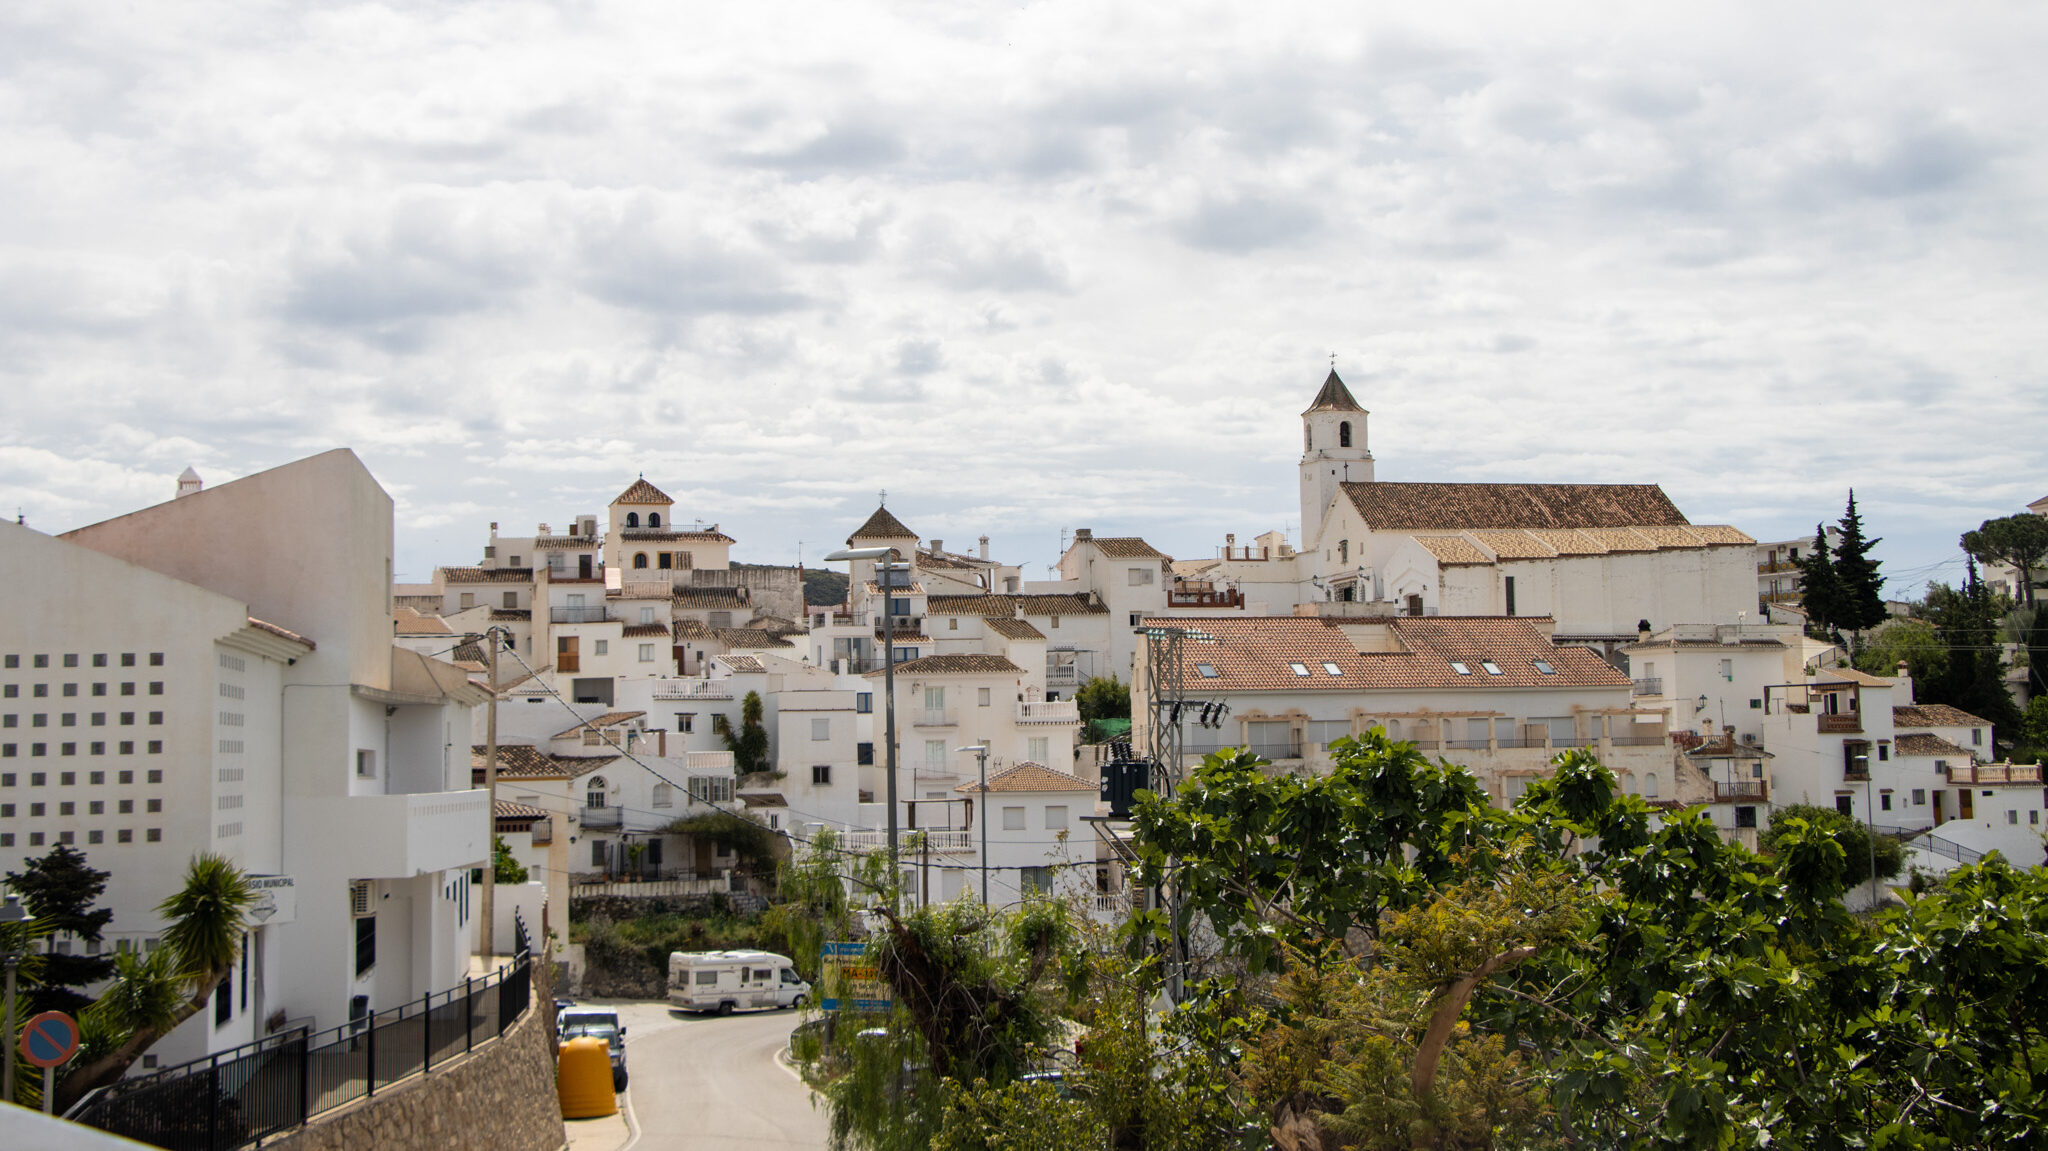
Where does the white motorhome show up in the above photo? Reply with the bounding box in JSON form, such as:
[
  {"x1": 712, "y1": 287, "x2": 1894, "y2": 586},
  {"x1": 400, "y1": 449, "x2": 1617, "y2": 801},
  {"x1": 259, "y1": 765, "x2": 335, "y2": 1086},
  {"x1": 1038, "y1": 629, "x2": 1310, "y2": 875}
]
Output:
[{"x1": 668, "y1": 950, "x2": 811, "y2": 1015}]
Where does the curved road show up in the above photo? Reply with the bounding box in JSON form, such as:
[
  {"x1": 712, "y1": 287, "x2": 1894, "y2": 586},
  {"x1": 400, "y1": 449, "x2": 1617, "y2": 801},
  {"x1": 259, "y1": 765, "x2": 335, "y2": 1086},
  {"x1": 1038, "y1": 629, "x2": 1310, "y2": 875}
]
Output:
[{"x1": 614, "y1": 1001, "x2": 831, "y2": 1150}]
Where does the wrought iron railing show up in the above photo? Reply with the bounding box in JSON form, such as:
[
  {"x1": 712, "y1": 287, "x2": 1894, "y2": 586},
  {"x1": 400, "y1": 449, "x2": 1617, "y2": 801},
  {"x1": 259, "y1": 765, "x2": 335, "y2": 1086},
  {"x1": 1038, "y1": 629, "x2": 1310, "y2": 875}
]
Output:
[{"x1": 72, "y1": 943, "x2": 533, "y2": 1151}]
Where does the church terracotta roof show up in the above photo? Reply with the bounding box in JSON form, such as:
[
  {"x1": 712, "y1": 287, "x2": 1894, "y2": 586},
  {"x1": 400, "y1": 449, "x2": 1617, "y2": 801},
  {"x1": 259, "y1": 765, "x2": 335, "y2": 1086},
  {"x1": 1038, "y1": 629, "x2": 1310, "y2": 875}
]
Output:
[
  {"x1": 612, "y1": 478, "x2": 673, "y2": 506},
  {"x1": 619, "y1": 529, "x2": 735, "y2": 543},
  {"x1": 1302, "y1": 369, "x2": 1366, "y2": 414},
  {"x1": 1139, "y1": 615, "x2": 1628, "y2": 692},
  {"x1": 1339, "y1": 482, "x2": 1688, "y2": 531},
  {"x1": 849, "y1": 506, "x2": 917, "y2": 542},
  {"x1": 1416, "y1": 536, "x2": 1495, "y2": 566}
]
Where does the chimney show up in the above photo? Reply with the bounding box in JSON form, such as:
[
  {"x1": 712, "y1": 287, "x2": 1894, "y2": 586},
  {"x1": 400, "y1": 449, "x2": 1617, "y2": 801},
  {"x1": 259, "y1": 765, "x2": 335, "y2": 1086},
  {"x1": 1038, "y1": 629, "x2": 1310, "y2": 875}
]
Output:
[
  {"x1": 1226, "y1": 532, "x2": 1236, "y2": 547},
  {"x1": 978, "y1": 535, "x2": 989, "y2": 560},
  {"x1": 1637, "y1": 619, "x2": 1652, "y2": 642},
  {"x1": 490, "y1": 522, "x2": 499, "y2": 537},
  {"x1": 1074, "y1": 528, "x2": 1092, "y2": 540},
  {"x1": 175, "y1": 467, "x2": 203, "y2": 499},
  {"x1": 931, "y1": 539, "x2": 943, "y2": 555}
]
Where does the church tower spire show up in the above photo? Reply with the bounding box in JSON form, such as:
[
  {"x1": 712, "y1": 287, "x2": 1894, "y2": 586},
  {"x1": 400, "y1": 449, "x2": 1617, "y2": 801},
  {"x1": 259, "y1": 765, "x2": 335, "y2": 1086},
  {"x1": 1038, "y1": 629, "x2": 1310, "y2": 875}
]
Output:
[{"x1": 1299, "y1": 367, "x2": 1373, "y2": 550}]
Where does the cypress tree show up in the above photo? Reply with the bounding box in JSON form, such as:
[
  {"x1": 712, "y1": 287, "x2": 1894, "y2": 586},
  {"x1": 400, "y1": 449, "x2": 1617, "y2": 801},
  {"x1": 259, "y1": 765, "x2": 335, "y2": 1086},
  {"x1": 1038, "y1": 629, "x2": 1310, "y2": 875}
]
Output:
[
  {"x1": 1797, "y1": 523, "x2": 1844, "y2": 639},
  {"x1": 1833, "y1": 490, "x2": 1888, "y2": 632}
]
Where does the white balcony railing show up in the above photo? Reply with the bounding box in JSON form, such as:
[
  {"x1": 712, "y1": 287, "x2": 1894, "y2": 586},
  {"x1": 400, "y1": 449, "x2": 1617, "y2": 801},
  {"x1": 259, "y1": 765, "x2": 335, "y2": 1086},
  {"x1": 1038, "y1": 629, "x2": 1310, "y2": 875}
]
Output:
[
  {"x1": 1017, "y1": 701, "x2": 1080, "y2": 723},
  {"x1": 914, "y1": 708, "x2": 957, "y2": 727},
  {"x1": 653, "y1": 680, "x2": 735, "y2": 701},
  {"x1": 839, "y1": 829, "x2": 973, "y2": 854}
]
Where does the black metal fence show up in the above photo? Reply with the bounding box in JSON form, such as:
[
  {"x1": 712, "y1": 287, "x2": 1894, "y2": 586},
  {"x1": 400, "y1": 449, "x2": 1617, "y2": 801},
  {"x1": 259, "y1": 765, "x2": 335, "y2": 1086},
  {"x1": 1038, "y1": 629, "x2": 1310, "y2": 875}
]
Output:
[{"x1": 70, "y1": 951, "x2": 533, "y2": 1151}]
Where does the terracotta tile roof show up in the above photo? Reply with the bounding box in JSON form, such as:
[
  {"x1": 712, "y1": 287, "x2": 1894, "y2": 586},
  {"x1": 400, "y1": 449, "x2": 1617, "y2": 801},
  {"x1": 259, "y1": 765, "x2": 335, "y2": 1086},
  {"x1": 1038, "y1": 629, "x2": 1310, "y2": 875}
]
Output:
[
  {"x1": 1895, "y1": 732, "x2": 1973, "y2": 758},
  {"x1": 622, "y1": 622, "x2": 671, "y2": 638},
  {"x1": 550, "y1": 711, "x2": 646, "y2": 739},
  {"x1": 926, "y1": 593, "x2": 1106, "y2": 617},
  {"x1": 1418, "y1": 535, "x2": 1496, "y2": 566},
  {"x1": 441, "y1": 566, "x2": 534, "y2": 584},
  {"x1": 673, "y1": 619, "x2": 710, "y2": 639},
  {"x1": 864, "y1": 580, "x2": 926, "y2": 595},
  {"x1": 248, "y1": 617, "x2": 315, "y2": 649},
  {"x1": 713, "y1": 628, "x2": 793, "y2": 649},
  {"x1": 620, "y1": 529, "x2": 735, "y2": 543},
  {"x1": 1087, "y1": 537, "x2": 1169, "y2": 560},
  {"x1": 491, "y1": 608, "x2": 530, "y2": 621},
  {"x1": 494, "y1": 799, "x2": 548, "y2": 826},
  {"x1": 1687, "y1": 525, "x2": 1757, "y2": 546},
  {"x1": 1634, "y1": 525, "x2": 1708, "y2": 549},
  {"x1": 719, "y1": 655, "x2": 765, "y2": 673},
  {"x1": 1816, "y1": 667, "x2": 1893, "y2": 687},
  {"x1": 955, "y1": 762, "x2": 1095, "y2": 793},
  {"x1": 1302, "y1": 369, "x2": 1365, "y2": 414},
  {"x1": 1457, "y1": 531, "x2": 1546, "y2": 559},
  {"x1": 917, "y1": 549, "x2": 982, "y2": 570},
  {"x1": 452, "y1": 640, "x2": 485, "y2": 663},
  {"x1": 613, "y1": 477, "x2": 673, "y2": 505},
  {"x1": 1140, "y1": 615, "x2": 1629, "y2": 692},
  {"x1": 1524, "y1": 529, "x2": 1609, "y2": 556},
  {"x1": 865, "y1": 653, "x2": 1024, "y2": 677},
  {"x1": 850, "y1": 506, "x2": 916, "y2": 542},
  {"x1": 470, "y1": 745, "x2": 616, "y2": 779},
  {"x1": 1580, "y1": 528, "x2": 1658, "y2": 553},
  {"x1": 1340, "y1": 482, "x2": 1688, "y2": 531},
  {"x1": 532, "y1": 536, "x2": 598, "y2": 549},
  {"x1": 985, "y1": 617, "x2": 1046, "y2": 640},
  {"x1": 1894, "y1": 704, "x2": 1991, "y2": 729},
  {"x1": 672, "y1": 588, "x2": 746, "y2": 609},
  {"x1": 394, "y1": 608, "x2": 452, "y2": 636}
]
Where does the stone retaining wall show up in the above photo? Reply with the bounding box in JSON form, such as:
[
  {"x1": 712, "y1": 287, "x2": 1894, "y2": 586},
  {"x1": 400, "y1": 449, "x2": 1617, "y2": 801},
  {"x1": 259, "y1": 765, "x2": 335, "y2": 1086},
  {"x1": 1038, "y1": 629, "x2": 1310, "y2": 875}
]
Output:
[{"x1": 271, "y1": 964, "x2": 564, "y2": 1151}]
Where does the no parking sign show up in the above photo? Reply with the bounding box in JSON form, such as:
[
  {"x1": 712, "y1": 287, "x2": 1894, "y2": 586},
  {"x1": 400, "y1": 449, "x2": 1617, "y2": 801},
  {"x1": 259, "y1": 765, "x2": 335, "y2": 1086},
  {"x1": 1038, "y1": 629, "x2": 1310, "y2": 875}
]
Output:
[{"x1": 19, "y1": 1010, "x2": 79, "y2": 1114}]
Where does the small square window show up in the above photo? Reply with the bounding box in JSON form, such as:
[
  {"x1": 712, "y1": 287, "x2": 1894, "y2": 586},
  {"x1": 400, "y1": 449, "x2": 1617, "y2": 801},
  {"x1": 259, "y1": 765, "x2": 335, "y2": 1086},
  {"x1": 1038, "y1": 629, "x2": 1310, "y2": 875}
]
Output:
[
  {"x1": 32, "y1": 744, "x2": 46, "y2": 757},
  {"x1": 119, "y1": 743, "x2": 133, "y2": 756},
  {"x1": 33, "y1": 685, "x2": 47, "y2": 698},
  {"x1": 60, "y1": 771, "x2": 74, "y2": 785},
  {"x1": 62, "y1": 683, "x2": 77, "y2": 697},
  {"x1": 33, "y1": 655, "x2": 48, "y2": 668},
  {"x1": 146, "y1": 769, "x2": 162, "y2": 783},
  {"x1": 60, "y1": 743, "x2": 76, "y2": 756},
  {"x1": 1002, "y1": 806, "x2": 1026, "y2": 830},
  {"x1": 63, "y1": 654, "x2": 79, "y2": 668},
  {"x1": 119, "y1": 799, "x2": 133, "y2": 813},
  {"x1": 147, "y1": 798, "x2": 162, "y2": 813},
  {"x1": 121, "y1": 684, "x2": 135, "y2": 696},
  {"x1": 0, "y1": 803, "x2": 9, "y2": 816},
  {"x1": 88, "y1": 800, "x2": 103, "y2": 815},
  {"x1": 92, "y1": 654, "x2": 107, "y2": 668},
  {"x1": 149, "y1": 653, "x2": 164, "y2": 666},
  {"x1": 1323, "y1": 663, "x2": 1344, "y2": 676},
  {"x1": 120, "y1": 712, "x2": 134, "y2": 725},
  {"x1": 121, "y1": 654, "x2": 135, "y2": 667},
  {"x1": 148, "y1": 712, "x2": 162, "y2": 725},
  {"x1": 59, "y1": 801, "x2": 74, "y2": 815},
  {"x1": 57, "y1": 831, "x2": 73, "y2": 845},
  {"x1": 594, "y1": 640, "x2": 608, "y2": 656},
  {"x1": 28, "y1": 832, "x2": 43, "y2": 846},
  {"x1": 61, "y1": 714, "x2": 75, "y2": 726},
  {"x1": 147, "y1": 741, "x2": 162, "y2": 754},
  {"x1": 812, "y1": 764, "x2": 832, "y2": 785},
  {"x1": 29, "y1": 803, "x2": 44, "y2": 816},
  {"x1": 118, "y1": 770, "x2": 132, "y2": 783},
  {"x1": 30, "y1": 772, "x2": 45, "y2": 785},
  {"x1": 146, "y1": 828, "x2": 161, "y2": 842},
  {"x1": 149, "y1": 682, "x2": 162, "y2": 694},
  {"x1": 117, "y1": 829, "x2": 132, "y2": 843},
  {"x1": 1532, "y1": 659, "x2": 1555, "y2": 675},
  {"x1": 91, "y1": 683, "x2": 105, "y2": 697},
  {"x1": 87, "y1": 829, "x2": 103, "y2": 844}
]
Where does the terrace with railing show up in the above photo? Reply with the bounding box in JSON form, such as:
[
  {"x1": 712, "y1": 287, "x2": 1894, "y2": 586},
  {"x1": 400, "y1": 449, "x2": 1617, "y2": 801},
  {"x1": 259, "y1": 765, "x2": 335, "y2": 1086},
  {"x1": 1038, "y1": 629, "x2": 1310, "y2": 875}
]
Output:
[{"x1": 1946, "y1": 762, "x2": 2043, "y2": 785}]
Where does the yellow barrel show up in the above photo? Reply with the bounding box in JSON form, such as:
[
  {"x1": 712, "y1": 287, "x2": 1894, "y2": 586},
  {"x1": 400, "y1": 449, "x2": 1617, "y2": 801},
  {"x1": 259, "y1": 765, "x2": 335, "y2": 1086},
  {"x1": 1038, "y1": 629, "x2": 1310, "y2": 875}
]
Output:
[{"x1": 558, "y1": 1036, "x2": 619, "y2": 1118}]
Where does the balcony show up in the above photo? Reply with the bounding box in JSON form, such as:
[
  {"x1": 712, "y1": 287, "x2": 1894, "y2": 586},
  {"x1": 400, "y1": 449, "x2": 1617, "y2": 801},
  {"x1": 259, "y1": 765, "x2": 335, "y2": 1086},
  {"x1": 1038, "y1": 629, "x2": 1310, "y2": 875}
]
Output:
[
  {"x1": 295, "y1": 789, "x2": 490, "y2": 878},
  {"x1": 1714, "y1": 780, "x2": 1768, "y2": 802},
  {"x1": 1017, "y1": 700, "x2": 1080, "y2": 724},
  {"x1": 839, "y1": 829, "x2": 972, "y2": 854},
  {"x1": 913, "y1": 708, "x2": 957, "y2": 727},
  {"x1": 1947, "y1": 763, "x2": 2044, "y2": 785},
  {"x1": 653, "y1": 680, "x2": 735, "y2": 701},
  {"x1": 580, "y1": 805, "x2": 623, "y2": 829},
  {"x1": 1817, "y1": 714, "x2": 1862, "y2": 735},
  {"x1": 1761, "y1": 591, "x2": 1804, "y2": 605},
  {"x1": 1758, "y1": 560, "x2": 1799, "y2": 574},
  {"x1": 551, "y1": 606, "x2": 611, "y2": 624},
  {"x1": 1631, "y1": 677, "x2": 1663, "y2": 696},
  {"x1": 1167, "y1": 588, "x2": 1244, "y2": 609}
]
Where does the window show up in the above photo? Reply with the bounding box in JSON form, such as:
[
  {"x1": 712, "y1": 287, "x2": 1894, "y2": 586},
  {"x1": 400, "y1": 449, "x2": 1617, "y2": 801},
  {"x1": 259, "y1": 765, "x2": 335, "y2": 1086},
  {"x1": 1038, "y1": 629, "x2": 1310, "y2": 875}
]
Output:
[
  {"x1": 354, "y1": 915, "x2": 376, "y2": 977},
  {"x1": 147, "y1": 798, "x2": 162, "y2": 812},
  {"x1": 1045, "y1": 805, "x2": 1067, "y2": 830},
  {"x1": 812, "y1": 764, "x2": 832, "y2": 786},
  {"x1": 1450, "y1": 661, "x2": 1471, "y2": 676},
  {"x1": 1878, "y1": 743, "x2": 1890, "y2": 761},
  {"x1": 638, "y1": 644, "x2": 655, "y2": 662},
  {"x1": 586, "y1": 777, "x2": 609, "y2": 808},
  {"x1": 688, "y1": 776, "x2": 735, "y2": 803},
  {"x1": 215, "y1": 983, "x2": 232, "y2": 1026},
  {"x1": 594, "y1": 639, "x2": 608, "y2": 656},
  {"x1": 2008, "y1": 810, "x2": 2020, "y2": 826},
  {"x1": 460, "y1": 592, "x2": 476, "y2": 609},
  {"x1": 677, "y1": 713, "x2": 694, "y2": 732},
  {"x1": 812, "y1": 718, "x2": 831, "y2": 741},
  {"x1": 502, "y1": 592, "x2": 518, "y2": 610},
  {"x1": 356, "y1": 750, "x2": 376, "y2": 778},
  {"x1": 1912, "y1": 788, "x2": 1926, "y2": 806},
  {"x1": 1480, "y1": 661, "x2": 1503, "y2": 676},
  {"x1": 146, "y1": 828, "x2": 160, "y2": 842},
  {"x1": 1337, "y1": 540, "x2": 1348, "y2": 562},
  {"x1": 1323, "y1": 662, "x2": 1344, "y2": 676},
  {"x1": 857, "y1": 742, "x2": 874, "y2": 765},
  {"x1": 712, "y1": 714, "x2": 730, "y2": 735},
  {"x1": 633, "y1": 553, "x2": 648, "y2": 569},
  {"x1": 1338, "y1": 420, "x2": 1352, "y2": 448},
  {"x1": 1835, "y1": 794, "x2": 1853, "y2": 816},
  {"x1": 1195, "y1": 663, "x2": 1219, "y2": 678},
  {"x1": 652, "y1": 783, "x2": 673, "y2": 808},
  {"x1": 119, "y1": 799, "x2": 132, "y2": 813},
  {"x1": 1128, "y1": 567, "x2": 1154, "y2": 586},
  {"x1": 1002, "y1": 806, "x2": 1025, "y2": 830},
  {"x1": 948, "y1": 617, "x2": 957, "y2": 630},
  {"x1": 2033, "y1": 810, "x2": 2041, "y2": 826},
  {"x1": 924, "y1": 739, "x2": 947, "y2": 766},
  {"x1": 1643, "y1": 773, "x2": 1659, "y2": 798},
  {"x1": 1028, "y1": 737, "x2": 1049, "y2": 764},
  {"x1": 1504, "y1": 575, "x2": 1516, "y2": 616},
  {"x1": 1735, "y1": 806, "x2": 1757, "y2": 829},
  {"x1": 1718, "y1": 658, "x2": 1733, "y2": 681},
  {"x1": 857, "y1": 693, "x2": 872, "y2": 714},
  {"x1": 150, "y1": 653, "x2": 163, "y2": 666},
  {"x1": 1973, "y1": 729, "x2": 1984, "y2": 746},
  {"x1": 1532, "y1": 659, "x2": 1555, "y2": 675},
  {"x1": 1881, "y1": 792, "x2": 1893, "y2": 811},
  {"x1": 658, "y1": 552, "x2": 672, "y2": 570},
  {"x1": 626, "y1": 512, "x2": 640, "y2": 528},
  {"x1": 1289, "y1": 662, "x2": 1311, "y2": 677}
]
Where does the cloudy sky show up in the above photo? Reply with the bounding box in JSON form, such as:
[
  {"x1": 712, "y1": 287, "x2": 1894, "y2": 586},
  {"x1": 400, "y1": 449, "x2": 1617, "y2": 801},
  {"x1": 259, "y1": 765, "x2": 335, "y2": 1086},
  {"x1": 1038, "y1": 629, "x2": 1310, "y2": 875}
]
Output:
[{"x1": 3, "y1": 2, "x2": 2041, "y2": 595}]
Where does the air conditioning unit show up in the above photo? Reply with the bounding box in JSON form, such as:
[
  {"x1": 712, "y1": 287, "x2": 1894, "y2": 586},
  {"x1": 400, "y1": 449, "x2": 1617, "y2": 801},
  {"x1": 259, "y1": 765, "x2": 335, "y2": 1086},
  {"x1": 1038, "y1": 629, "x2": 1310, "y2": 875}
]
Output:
[
  {"x1": 1742, "y1": 733, "x2": 1758, "y2": 745},
  {"x1": 350, "y1": 881, "x2": 373, "y2": 917}
]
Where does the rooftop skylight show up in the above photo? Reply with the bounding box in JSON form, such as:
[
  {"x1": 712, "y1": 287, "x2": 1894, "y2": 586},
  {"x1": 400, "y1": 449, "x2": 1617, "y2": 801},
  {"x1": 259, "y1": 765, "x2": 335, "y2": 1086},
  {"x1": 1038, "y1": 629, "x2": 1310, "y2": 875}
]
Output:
[
  {"x1": 1195, "y1": 663, "x2": 1219, "y2": 678},
  {"x1": 1323, "y1": 662, "x2": 1344, "y2": 676},
  {"x1": 1450, "y1": 661, "x2": 1471, "y2": 675},
  {"x1": 1533, "y1": 659, "x2": 1556, "y2": 675},
  {"x1": 1481, "y1": 660, "x2": 1503, "y2": 676},
  {"x1": 1289, "y1": 662, "x2": 1311, "y2": 676}
]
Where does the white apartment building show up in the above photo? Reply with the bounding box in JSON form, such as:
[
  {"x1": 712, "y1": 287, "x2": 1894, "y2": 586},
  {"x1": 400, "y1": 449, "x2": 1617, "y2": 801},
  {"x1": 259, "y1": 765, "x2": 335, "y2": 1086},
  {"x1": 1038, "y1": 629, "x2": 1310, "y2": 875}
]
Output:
[
  {"x1": 1129, "y1": 614, "x2": 1677, "y2": 806},
  {"x1": 4, "y1": 452, "x2": 488, "y2": 1068},
  {"x1": 1754, "y1": 528, "x2": 1841, "y2": 615}
]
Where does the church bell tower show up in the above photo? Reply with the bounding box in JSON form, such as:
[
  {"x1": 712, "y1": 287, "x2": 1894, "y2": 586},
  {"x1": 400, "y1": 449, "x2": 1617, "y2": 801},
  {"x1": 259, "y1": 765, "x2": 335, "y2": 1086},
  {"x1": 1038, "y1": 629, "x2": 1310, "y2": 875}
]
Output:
[{"x1": 1298, "y1": 368, "x2": 1373, "y2": 551}]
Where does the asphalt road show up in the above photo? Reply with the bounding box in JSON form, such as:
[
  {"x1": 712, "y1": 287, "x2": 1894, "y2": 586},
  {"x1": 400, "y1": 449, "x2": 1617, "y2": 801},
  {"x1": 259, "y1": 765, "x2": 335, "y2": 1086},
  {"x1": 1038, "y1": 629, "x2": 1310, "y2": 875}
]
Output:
[{"x1": 613, "y1": 1000, "x2": 832, "y2": 1150}]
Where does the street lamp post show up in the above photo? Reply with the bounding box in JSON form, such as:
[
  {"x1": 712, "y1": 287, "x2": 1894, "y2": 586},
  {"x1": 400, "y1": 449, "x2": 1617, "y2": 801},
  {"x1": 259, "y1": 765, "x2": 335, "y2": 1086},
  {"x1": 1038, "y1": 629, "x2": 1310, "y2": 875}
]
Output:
[
  {"x1": 957, "y1": 745, "x2": 991, "y2": 904},
  {"x1": 824, "y1": 546, "x2": 905, "y2": 911},
  {"x1": 2, "y1": 892, "x2": 30, "y2": 1105}
]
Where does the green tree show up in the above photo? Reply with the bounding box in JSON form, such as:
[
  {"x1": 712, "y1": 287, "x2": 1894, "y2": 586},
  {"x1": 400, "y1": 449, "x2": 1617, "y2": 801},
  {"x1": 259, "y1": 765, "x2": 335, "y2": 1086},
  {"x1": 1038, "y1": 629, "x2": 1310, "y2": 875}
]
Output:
[
  {"x1": 2027, "y1": 602, "x2": 2048, "y2": 700},
  {"x1": 55, "y1": 853, "x2": 255, "y2": 1110},
  {"x1": 1074, "y1": 676, "x2": 1131, "y2": 724},
  {"x1": 1832, "y1": 490, "x2": 1888, "y2": 632},
  {"x1": 1759, "y1": 802, "x2": 1902, "y2": 885},
  {"x1": 1923, "y1": 561, "x2": 2021, "y2": 741},
  {"x1": 492, "y1": 835, "x2": 530, "y2": 884},
  {"x1": 1852, "y1": 616, "x2": 1947, "y2": 682},
  {"x1": 1795, "y1": 522, "x2": 1845, "y2": 638},
  {"x1": 1962, "y1": 512, "x2": 2048, "y2": 607},
  {"x1": 2016, "y1": 694, "x2": 2048, "y2": 764},
  {"x1": 724, "y1": 690, "x2": 771, "y2": 775},
  {"x1": 6, "y1": 844, "x2": 116, "y2": 1015}
]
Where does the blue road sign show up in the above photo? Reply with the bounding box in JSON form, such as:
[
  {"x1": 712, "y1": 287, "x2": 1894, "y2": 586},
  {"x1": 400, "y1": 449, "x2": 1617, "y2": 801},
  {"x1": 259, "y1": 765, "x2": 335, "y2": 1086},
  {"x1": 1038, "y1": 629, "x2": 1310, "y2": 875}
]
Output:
[{"x1": 20, "y1": 1010, "x2": 80, "y2": 1068}]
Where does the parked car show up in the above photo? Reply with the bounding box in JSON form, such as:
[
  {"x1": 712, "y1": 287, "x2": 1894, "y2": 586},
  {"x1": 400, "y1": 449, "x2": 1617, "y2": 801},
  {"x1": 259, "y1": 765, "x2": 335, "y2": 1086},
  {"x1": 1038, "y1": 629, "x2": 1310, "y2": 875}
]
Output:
[
  {"x1": 668, "y1": 950, "x2": 811, "y2": 1014},
  {"x1": 558, "y1": 1006, "x2": 628, "y2": 1091}
]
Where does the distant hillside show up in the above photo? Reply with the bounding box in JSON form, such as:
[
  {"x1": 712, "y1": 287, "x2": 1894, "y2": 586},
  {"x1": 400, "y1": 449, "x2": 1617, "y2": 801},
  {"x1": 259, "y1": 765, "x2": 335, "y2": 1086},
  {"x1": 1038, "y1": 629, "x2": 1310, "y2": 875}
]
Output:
[{"x1": 730, "y1": 561, "x2": 847, "y2": 608}]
